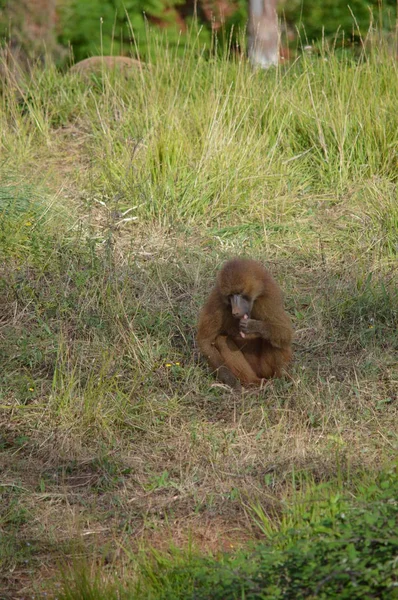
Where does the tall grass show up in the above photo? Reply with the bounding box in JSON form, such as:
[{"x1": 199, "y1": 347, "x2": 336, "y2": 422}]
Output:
[
  {"x1": 2, "y1": 32, "x2": 398, "y2": 230},
  {"x1": 0, "y1": 31, "x2": 397, "y2": 597}
]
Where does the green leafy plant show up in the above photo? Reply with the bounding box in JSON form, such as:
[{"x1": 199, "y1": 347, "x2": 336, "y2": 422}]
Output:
[
  {"x1": 57, "y1": 469, "x2": 398, "y2": 599},
  {"x1": 57, "y1": 0, "x2": 210, "y2": 62},
  {"x1": 282, "y1": 0, "x2": 397, "y2": 39}
]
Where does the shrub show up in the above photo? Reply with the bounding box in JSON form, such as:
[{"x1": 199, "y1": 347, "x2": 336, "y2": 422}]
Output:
[{"x1": 146, "y1": 470, "x2": 398, "y2": 599}]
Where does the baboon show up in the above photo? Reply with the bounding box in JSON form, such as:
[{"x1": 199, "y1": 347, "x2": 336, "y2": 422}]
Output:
[{"x1": 197, "y1": 258, "x2": 293, "y2": 388}]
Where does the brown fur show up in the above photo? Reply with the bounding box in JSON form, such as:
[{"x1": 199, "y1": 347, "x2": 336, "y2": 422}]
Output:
[{"x1": 197, "y1": 258, "x2": 293, "y2": 388}]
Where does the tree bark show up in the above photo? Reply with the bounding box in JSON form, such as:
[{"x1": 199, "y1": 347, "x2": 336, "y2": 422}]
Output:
[
  {"x1": 24, "y1": 0, "x2": 57, "y2": 53},
  {"x1": 248, "y1": 0, "x2": 279, "y2": 69},
  {"x1": 0, "y1": 0, "x2": 57, "y2": 57}
]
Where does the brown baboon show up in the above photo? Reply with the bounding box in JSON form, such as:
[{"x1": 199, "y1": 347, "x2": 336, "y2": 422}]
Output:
[{"x1": 197, "y1": 258, "x2": 293, "y2": 388}]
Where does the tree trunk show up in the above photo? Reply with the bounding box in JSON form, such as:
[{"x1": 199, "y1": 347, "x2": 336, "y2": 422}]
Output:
[
  {"x1": 248, "y1": 0, "x2": 279, "y2": 69},
  {"x1": 24, "y1": 0, "x2": 57, "y2": 54},
  {"x1": 0, "y1": 0, "x2": 57, "y2": 59}
]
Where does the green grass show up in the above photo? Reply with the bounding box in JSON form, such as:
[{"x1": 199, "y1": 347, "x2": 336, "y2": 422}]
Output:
[
  {"x1": 57, "y1": 468, "x2": 398, "y2": 599},
  {"x1": 0, "y1": 32, "x2": 397, "y2": 597}
]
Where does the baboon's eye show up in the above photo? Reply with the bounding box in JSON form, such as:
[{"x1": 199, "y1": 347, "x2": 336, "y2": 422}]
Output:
[{"x1": 242, "y1": 295, "x2": 250, "y2": 302}]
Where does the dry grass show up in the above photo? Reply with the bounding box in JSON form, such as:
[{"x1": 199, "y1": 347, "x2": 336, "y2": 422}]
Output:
[{"x1": 0, "y1": 42, "x2": 397, "y2": 597}]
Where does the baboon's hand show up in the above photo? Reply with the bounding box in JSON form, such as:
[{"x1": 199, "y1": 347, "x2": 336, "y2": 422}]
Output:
[{"x1": 239, "y1": 317, "x2": 259, "y2": 337}]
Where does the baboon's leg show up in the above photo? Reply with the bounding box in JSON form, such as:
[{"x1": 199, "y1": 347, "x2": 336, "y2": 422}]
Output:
[
  {"x1": 215, "y1": 335, "x2": 261, "y2": 385},
  {"x1": 257, "y1": 343, "x2": 292, "y2": 379}
]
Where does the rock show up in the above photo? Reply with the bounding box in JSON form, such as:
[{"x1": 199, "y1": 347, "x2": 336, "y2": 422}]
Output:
[{"x1": 69, "y1": 56, "x2": 147, "y2": 79}]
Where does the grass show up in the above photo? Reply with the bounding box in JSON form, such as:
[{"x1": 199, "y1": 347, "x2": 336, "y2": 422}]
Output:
[
  {"x1": 57, "y1": 468, "x2": 397, "y2": 599},
  {"x1": 0, "y1": 29, "x2": 397, "y2": 597}
]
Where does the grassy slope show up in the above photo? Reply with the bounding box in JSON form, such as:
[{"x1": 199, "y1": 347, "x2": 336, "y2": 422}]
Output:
[{"x1": 0, "y1": 37, "x2": 397, "y2": 597}]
